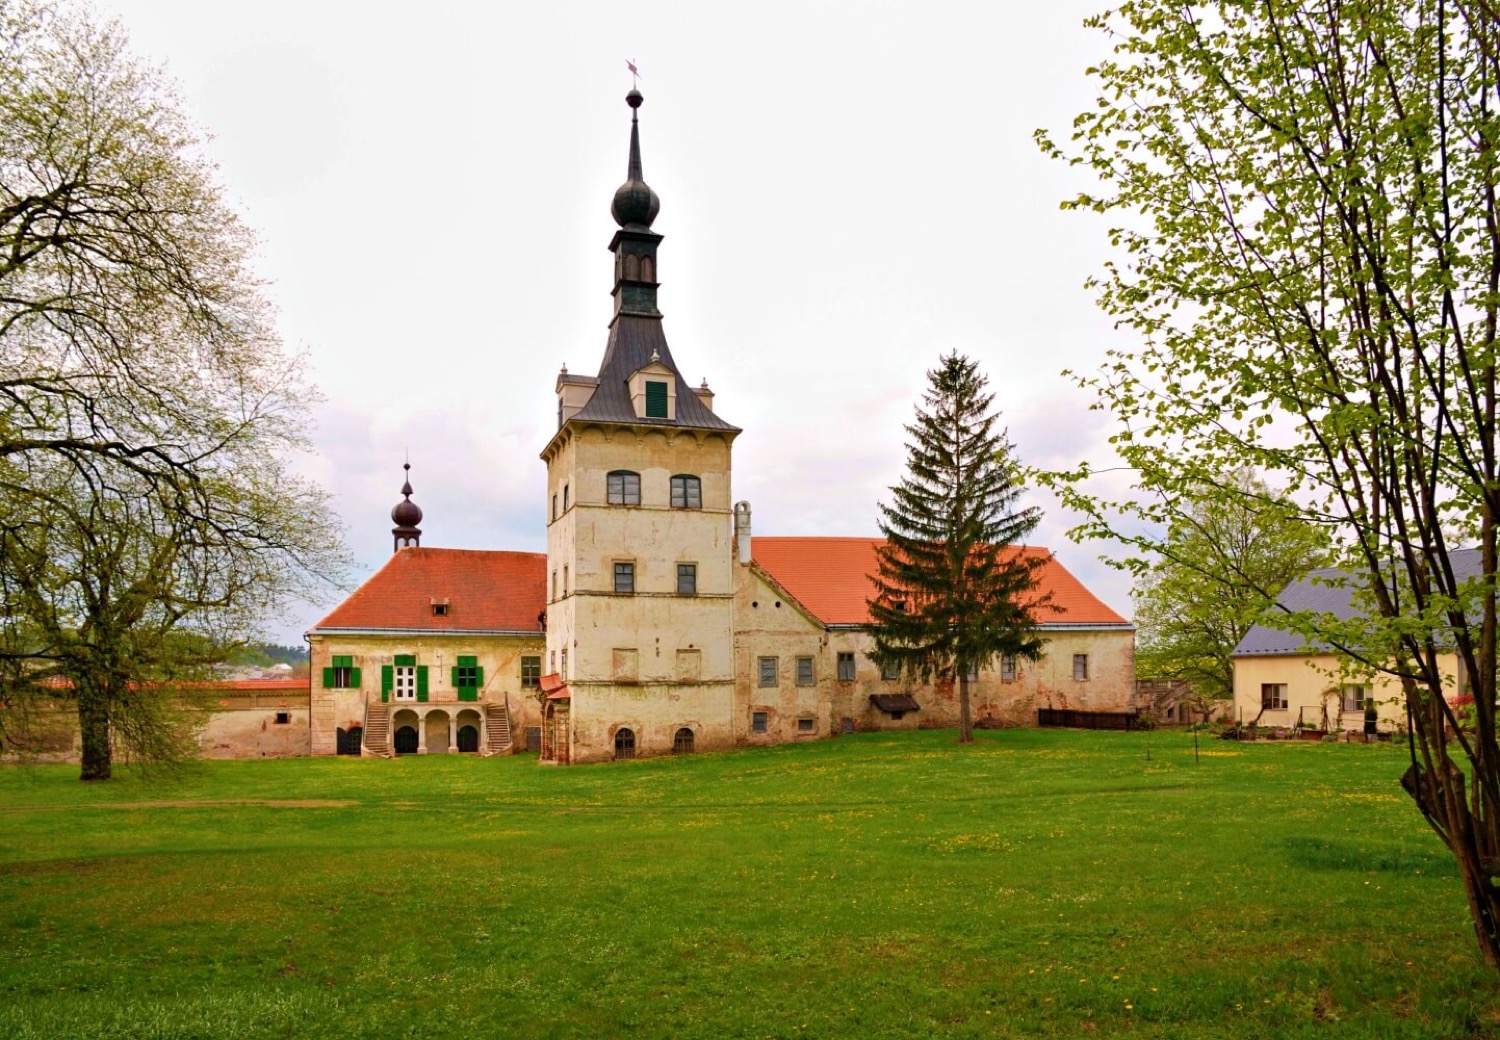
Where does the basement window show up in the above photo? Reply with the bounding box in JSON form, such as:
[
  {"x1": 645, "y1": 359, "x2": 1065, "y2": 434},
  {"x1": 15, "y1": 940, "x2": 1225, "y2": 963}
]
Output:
[
  {"x1": 797, "y1": 717, "x2": 815, "y2": 734},
  {"x1": 752, "y1": 711, "x2": 768, "y2": 733}
]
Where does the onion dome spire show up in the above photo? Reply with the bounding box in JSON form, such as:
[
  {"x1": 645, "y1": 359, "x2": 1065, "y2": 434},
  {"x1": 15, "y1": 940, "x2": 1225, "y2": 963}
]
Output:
[
  {"x1": 391, "y1": 462, "x2": 423, "y2": 552},
  {"x1": 611, "y1": 89, "x2": 660, "y2": 229},
  {"x1": 608, "y1": 90, "x2": 663, "y2": 320}
]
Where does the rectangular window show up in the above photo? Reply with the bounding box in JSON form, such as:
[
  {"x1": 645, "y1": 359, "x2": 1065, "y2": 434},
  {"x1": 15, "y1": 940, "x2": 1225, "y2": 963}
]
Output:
[
  {"x1": 1341, "y1": 684, "x2": 1368, "y2": 713},
  {"x1": 454, "y1": 655, "x2": 481, "y2": 696},
  {"x1": 521, "y1": 656, "x2": 541, "y2": 688},
  {"x1": 607, "y1": 471, "x2": 641, "y2": 505},
  {"x1": 563, "y1": 484, "x2": 570, "y2": 511},
  {"x1": 677, "y1": 563, "x2": 697, "y2": 595},
  {"x1": 1262, "y1": 683, "x2": 1288, "y2": 710},
  {"x1": 881, "y1": 659, "x2": 899, "y2": 681},
  {"x1": 552, "y1": 570, "x2": 558, "y2": 600},
  {"x1": 671, "y1": 475, "x2": 702, "y2": 509},
  {"x1": 551, "y1": 493, "x2": 557, "y2": 520},
  {"x1": 676, "y1": 648, "x2": 701, "y2": 682},
  {"x1": 758, "y1": 656, "x2": 778, "y2": 687},
  {"x1": 796, "y1": 656, "x2": 815, "y2": 686},
  {"x1": 274, "y1": 711, "x2": 290, "y2": 725},
  {"x1": 1000, "y1": 654, "x2": 1017, "y2": 682},
  {"x1": 614, "y1": 561, "x2": 636, "y2": 594},
  {"x1": 752, "y1": 711, "x2": 768, "y2": 734},
  {"x1": 549, "y1": 650, "x2": 556, "y2": 675},
  {"x1": 324, "y1": 654, "x2": 360, "y2": 689},
  {"x1": 797, "y1": 717, "x2": 815, "y2": 734},
  {"x1": 561, "y1": 649, "x2": 568, "y2": 681},
  {"x1": 837, "y1": 652, "x2": 855, "y2": 682},
  {"x1": 394, "y1": 664, "x2": 417, "y2": 701},
  {"x1": 562, "y1": 565, "x2": 568, "y2": 595},
  {"x1": 645, "y1": 380, "x2": 669, "y2": 418},
  {"x1": 964, "y1": 661, "x2": 979, "y2": 682},
  {"x1": 1072, "y1": 654, "x2": 1090, "y2": 681}
]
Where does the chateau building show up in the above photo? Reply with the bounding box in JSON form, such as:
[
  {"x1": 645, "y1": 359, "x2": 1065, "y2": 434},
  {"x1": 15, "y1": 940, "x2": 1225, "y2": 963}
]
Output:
[{"x1": 305, "y1": 90, "x2": 1136, "y2": 763}]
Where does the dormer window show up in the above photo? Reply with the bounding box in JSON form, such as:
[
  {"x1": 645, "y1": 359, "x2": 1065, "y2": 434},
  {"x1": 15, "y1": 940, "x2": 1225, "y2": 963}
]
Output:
[
  {"x1": 627, "y1": 358, "x2": 676, "y2": 421},
  {"x1": 607, "y1": 470, "x2": 641, "y2": 505}
]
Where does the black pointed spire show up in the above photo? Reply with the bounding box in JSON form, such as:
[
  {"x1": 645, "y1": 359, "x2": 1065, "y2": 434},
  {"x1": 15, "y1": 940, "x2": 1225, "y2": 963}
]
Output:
[
  {"x1": 391, "y1": 462, "x2": 423, "y2": 552},
  {"x1": 608, "y1": 90, "x2": 663, "y2": 320}
]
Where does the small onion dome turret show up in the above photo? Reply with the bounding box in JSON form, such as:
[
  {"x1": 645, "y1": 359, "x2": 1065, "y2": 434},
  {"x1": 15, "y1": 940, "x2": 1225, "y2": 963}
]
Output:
[{"x1": 391, "y1": 462, "x2": 423, "y2": 551}]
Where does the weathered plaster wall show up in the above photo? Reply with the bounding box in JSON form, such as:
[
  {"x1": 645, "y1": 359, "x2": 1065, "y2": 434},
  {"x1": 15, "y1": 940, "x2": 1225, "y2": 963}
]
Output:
[{"x1": 308, "y1": 633, "x2": 544, "y2": 756}]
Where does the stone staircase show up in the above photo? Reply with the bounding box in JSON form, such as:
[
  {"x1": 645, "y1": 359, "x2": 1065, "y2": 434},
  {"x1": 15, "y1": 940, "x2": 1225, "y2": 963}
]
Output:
[
  {"x1": 362, "y1": 703, "x2": 393, "y2": 758},
  {"x1": 483, "y1": 703, "x2": 513, "y2": 756}
]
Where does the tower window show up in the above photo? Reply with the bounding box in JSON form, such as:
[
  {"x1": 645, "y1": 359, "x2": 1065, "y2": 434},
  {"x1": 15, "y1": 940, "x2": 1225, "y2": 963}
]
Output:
[
  {"x1": 677, "y1": 563, "x2": 697, "y2": 595},
  {"x1": 670, "y1": 475, "x2": 702, "y2": 509},
  {"x1": 614, "y1": 562, "x2": 636, "y2": 594},
  {"x1": 607, "y1": 470, "x2": 641, "y2": 505},
  {"x1": 645, "y1": 381, "x2": 669, "y2": 418}
]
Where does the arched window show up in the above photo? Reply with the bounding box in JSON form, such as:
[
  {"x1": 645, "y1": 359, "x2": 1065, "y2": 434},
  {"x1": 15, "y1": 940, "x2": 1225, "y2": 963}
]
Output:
[
  {"x1": 673, "y1": 727, "x2": 694, "y2": 754},
  {"x1": 607, "y1": 470, "x2": 641, "y2": 505},
  {"x1": 670, "y1": 474, "x2": 701, "y2": 509},
  {"x1": 624, "y1": 254, "x2": 640, "y2": 280},
  {"x1": 614, "y1": 727, "x2": 636, "y2": 761}
]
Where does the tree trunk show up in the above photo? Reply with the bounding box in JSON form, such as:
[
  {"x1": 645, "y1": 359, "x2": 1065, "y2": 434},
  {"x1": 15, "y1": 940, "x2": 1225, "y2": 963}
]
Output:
[
  {"x1": 957, "y1": 670, "x2": 973, "y2": 743},
  {"x1": 76, "y1": 681, "x2": 112, "y2": 782}
]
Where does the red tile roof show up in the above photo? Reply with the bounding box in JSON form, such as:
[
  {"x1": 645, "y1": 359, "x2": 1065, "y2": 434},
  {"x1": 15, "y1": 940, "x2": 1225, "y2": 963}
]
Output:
[
  {"x1": 750, "y1": 537, "x2": 1129, "y2": 628},
  {"x1": 311, "y1": 548, "x2": 547, "y2": 633}
]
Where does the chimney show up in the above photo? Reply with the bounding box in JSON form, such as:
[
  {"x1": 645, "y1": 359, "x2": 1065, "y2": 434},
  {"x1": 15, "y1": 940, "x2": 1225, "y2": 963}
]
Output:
[{"x1": 734, "y1": 501, "x2": 752, "y2": 565}]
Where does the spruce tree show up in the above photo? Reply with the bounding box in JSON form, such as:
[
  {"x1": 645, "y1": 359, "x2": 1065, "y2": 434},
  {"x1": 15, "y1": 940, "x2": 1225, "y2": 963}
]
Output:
[{"x1": 869, "y1": 352, "x2": 1045, "y2": 743}]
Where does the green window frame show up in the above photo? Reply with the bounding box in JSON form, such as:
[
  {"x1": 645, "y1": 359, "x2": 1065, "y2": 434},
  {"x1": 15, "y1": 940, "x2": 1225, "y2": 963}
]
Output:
[
  {"x1": 322, "y1": 654, "x2": 361, "y2": 689},
  {"x1": 645, "y1": 380, "x2": 668, "y2": 418},
  {"x1": 452, "y1": 655, "x2": 483, "y2": 702}
]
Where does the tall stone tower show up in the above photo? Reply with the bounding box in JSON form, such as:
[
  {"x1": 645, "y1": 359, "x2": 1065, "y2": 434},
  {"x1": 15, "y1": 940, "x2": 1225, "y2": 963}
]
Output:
[{"x1": 538, "y1": 89, "x2": 741, "y2": 764}]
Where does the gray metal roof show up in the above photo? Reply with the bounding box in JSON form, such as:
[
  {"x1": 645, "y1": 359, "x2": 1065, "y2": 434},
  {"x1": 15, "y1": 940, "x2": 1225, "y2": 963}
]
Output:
[
  {"x1": 570, "y1": 313, "x2": 740, "y2": 432},
  {"x1": 1233, "y1": 547, "x2": 1484, "y2": 656}
]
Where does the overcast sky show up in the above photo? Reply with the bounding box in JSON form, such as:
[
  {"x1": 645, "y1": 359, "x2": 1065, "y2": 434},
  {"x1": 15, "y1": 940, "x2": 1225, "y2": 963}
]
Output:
[{"x1": 95, "y1": 0, "x2": 1139, "y2": 644}]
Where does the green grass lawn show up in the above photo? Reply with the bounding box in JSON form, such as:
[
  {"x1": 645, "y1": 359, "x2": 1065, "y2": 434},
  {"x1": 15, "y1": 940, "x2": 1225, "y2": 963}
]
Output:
[{"x1": 1, "y1": 728, "x2": 1495, "y2": 1039}]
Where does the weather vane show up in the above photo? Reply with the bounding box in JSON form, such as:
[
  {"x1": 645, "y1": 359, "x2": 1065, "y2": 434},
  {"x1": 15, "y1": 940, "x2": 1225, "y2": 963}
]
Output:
[{"x1": 626, "y1": 59, "x2": 641, "y2": 87}]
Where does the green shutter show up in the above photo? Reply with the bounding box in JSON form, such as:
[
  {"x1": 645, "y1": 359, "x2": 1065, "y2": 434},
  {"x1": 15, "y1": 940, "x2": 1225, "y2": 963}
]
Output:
[
  {"x1": 395, "y1": 654, "x2": 416, "y2": 667},
  {"x1": 349, "y1": 667, "x2": 362, "y2": 687},
  {"x1": 451, "y1": 665, "x2": 462, "y2": 687},
  {"x1": 322, "y1": 667, "x2": 336, "y2": 688},
  {"x1": 381, "y1": 665, "x2": 393, "y2": 702},
  {"x1": 416, "y1": 666, "x2": 429, "y2": 702},
  {"x1": 458, "y1": 687, "x2": 477, "y2": 702},
  {"x1": 332, "y1": 655, "x2": 352, "y2": 668},
  {"x1": 646, "y1": 380, "x2": 668, "y2": 418},
  {"x1": 474, "y1": 666, "x2": 484, "y2": 686},
  {"x1": 458, "y1": 655, "x2": 476, "y2": 666}
]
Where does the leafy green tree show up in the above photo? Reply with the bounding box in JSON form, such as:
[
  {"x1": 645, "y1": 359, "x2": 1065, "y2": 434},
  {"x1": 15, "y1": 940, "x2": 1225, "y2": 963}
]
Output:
[
  {"x1": 1128, "y1": 471, "x2": 1331, "y2": 701},
  {"x1": 0, "y1": 1, "x2": 346, "y2": 779},
  {"x1": 869, "y1": 352, "x2": 1045, "y2": 743},
  {"x1": 1039, "y1": 0, "x2": 1500, "y2": 967}
]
